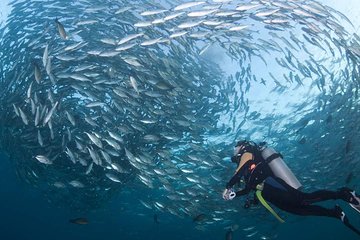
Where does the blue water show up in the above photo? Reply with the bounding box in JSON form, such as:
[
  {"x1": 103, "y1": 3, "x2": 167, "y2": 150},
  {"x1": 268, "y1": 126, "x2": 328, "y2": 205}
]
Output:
[
  {"x1": 1, "y1": 0, "x2": 360, "y2": 239},
  {"x1": 1, "y1": 151, "x2": 359, "y2": 240}
]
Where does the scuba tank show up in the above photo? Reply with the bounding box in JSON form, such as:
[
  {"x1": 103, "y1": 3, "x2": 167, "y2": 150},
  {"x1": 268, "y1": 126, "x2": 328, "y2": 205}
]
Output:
[{"x1": 260, "y1": 147, "x2": 302, "y2": 190}]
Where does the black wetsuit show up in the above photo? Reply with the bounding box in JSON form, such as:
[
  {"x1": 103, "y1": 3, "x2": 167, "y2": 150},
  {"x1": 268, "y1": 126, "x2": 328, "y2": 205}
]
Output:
[{"x1": 226, "y1": 151, "x2": 345, "y2": 219}]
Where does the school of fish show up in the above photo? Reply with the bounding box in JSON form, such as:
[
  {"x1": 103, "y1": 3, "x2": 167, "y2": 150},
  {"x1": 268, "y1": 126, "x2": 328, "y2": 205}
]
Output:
[{"x1": 1, "y1": 0, "x2": 360, "y2": 239}]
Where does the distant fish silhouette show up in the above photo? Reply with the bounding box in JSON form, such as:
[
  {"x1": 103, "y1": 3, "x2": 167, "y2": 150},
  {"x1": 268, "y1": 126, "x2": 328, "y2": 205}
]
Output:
[
  {"x1": 193, "y1": 214, "x2": 206, "y2": 222},
  {"x1": 326, "y1": 114, "x2": 332, "y2": 123},
  {"x1": 345, "y1": 140, "x2": 352, "y2": 154},
  {"x1": 298, "y1": 137, "x2": 306, "y2": 144},
  {"x1": 69, "y1": 218, "x2": 89, "y2": 225},
  {"x1": 225, "y1": 229, "x2": 233, "y2": 240},
  {"x1": 346, "y1": 172, "x2": 354, "y2": 184},
  {"x1": 153, "y1": 214, "x2": 159, "y2": 224}
]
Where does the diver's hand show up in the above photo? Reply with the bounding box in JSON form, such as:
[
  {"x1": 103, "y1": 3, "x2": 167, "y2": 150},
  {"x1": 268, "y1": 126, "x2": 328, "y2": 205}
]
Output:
[
  {"x1": 223, "y1": 188, "x2": 236, "y2": 200},
  {"x1": 222, "y1": 189, "x2": 230, "y2": 200}
]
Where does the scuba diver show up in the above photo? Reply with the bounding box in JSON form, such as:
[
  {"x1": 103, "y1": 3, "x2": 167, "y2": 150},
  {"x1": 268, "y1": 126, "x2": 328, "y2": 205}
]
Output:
[{"x1": 222, "y1": 140, "x2": 360, "y2": 235}]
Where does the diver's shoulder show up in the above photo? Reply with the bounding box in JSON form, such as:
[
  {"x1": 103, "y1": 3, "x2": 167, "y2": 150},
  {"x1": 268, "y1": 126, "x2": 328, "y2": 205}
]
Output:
[{"x1": 241, "y1": 152, "x2": 253, "y2": 160}]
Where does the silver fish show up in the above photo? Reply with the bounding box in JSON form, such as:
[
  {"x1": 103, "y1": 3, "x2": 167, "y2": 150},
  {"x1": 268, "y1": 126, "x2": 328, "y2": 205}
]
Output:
[
  {"x1": 45, "y1": 56, "x2": 51, "y2": 75},
  {"x1": 235, "y1": 4, "x2": 260, "y2": 11},
  {"x1": 69, "y1": 180, "x2": 84, "y2": 188},
  {"x1": 37, "y1": 130, "x2": 44, "y2": 147},
  {"x1": 42, "y1": 44, "x2": 49, "y2": 68},
  {"x1": 228, "y1": 25, "x2": 248, "y2": 31},
  {"x1": 108, "y1": 131, "x2": 124, "y2": 143},
  {"x1": 75, "y1": 20, "x2": 99, "y2": 26},
  {"x1": 85, "y1": 101, "x2": 105, "y2": 108},
  {"x1": 130, "y1": 76, "x2": 139, "y2": 94},
  {"x1": 187, "y1": 9, "x2": 217, "y2": 17},
  {"x1": 164, "y1": 12, "x2": 185, "y2": 21},
  {"x1": 55, "y1": 19, "x2": 67, "y2": 40},
  {"x1": 174, "y1": 1, "x2": 206, "y2": 11},
  {"x1": 104, "y1": 138, "x2": 121, "y2": 151},
  {"x1": 140, "y1": 9, "x2": 167, "y2": 16},
  {"x1": 43, "y1": 101, "x2": 58, "y2": 126},
  {"x1": 13, "y1": 104, "x2": 19, "y2": 117},
  {"x1": 65, "y1": 147, "x2": 76, "y2": 164},
  {"x1": 140, "y1": 38, "x2": 163, "y2": 46},
  {"x1": 255, "y1": 9, "x2": 280, "y2": 17},
  {"x1": 100, "y1": 38, "x2": 117, "y2": 45},
  {"x1": 18, "y1": 107, "x2": 29, "y2": 125},
  {"x1": 122, "y1": 57, "x2": 142, "y2": 67},
  {"x1": 87, "y1": 147, "x2": 101, "y2": 165},
  {"x1": 178, "y1": 20, "x2": 203, "y2": 29},
  {"x1": 134, "y1": 21, "x2": 152, "y2": 28},
  {"x1": 115, "y1": 43, "x2": 137, "y2": 51},
  {"x1": 34, "y1": 63, "x2": 41, "y2": 83},
  {"x1": 100, "y1": 150, "x2": 112, "y2": 164},
  {"x1": 69, "y1": 73, "x2": 91, "y2": 82},
  {"x1": 85, "y1": 162, "x2": 93, "y2": 175},
  {"x1": 35, "y1": 155, "x2": 52, "y2": 165},
  {"x1": 65, "y1": 111, "x2": 76, "y2": 126},
  {"x1": 170, "y1": 31, "x2": 188, "y2": 38},
  {"x1": 85, "y1": 132, "x2": 103, "y2": 149},
  {"x1": 27, "y1": 82, "x2": 33, "y2": 99},
  {"x1": 105, "y1": 173, "x2": 121, "y2": 183},
  {"x1": 115, "y1": 6, "x2": 132, "y2": 14}
]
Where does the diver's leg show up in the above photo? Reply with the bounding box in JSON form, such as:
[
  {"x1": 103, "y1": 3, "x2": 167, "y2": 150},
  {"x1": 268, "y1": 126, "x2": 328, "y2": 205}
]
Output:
[
  {"x1": 270, "y1": 177, "x2": 359, "y2": 205},
  {"x1": 263, "y1": 178, "x2": 359, "y2": 206},
  {"x1": 301, "y1": 188, "x2": 360, "y2": 205},
  {"x1": 300, "y1": 190, "x2": 340, "y2": 204},
  {"x1": 262, "y1": 181, "x2": 301, "y2": 205},
  {"x1": 275, "y1": 203, "x2": 338, "y2": 218},
  {"x1": 262, "y1": 181, "x2": 360, "y2": 235},
  {"x1": 338, "y1": 187, "x2": 360, "y2": 205}
]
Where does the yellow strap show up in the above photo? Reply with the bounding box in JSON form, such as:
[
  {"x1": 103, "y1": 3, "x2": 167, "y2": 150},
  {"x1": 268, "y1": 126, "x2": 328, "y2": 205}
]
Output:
[{"x1": 255, "y1": 190, "x2": 285, "y2": 223}]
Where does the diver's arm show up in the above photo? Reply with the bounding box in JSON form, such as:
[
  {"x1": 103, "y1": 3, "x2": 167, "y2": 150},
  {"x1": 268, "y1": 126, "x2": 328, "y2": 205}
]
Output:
[
  {"x1": 223, "y1": 152, "x2": 254, "y2": 200},
  {"x1": 223, "y1": 169, "x2": 244, "y2": 200},
  {"x1": 225, "y1": 152, "x2": 253, "y2": 189},
  {"x1": 226, "y1": 169, "x2": 243, "y2": 189},
  {"x1": 235, "y1": 187, "x2": 251, "y2": 197}
]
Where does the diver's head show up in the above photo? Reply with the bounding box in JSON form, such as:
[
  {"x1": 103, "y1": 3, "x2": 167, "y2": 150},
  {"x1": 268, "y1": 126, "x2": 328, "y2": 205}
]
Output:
[{"x1": 231, "y1": 140, "x2": 251, "y2": 164}]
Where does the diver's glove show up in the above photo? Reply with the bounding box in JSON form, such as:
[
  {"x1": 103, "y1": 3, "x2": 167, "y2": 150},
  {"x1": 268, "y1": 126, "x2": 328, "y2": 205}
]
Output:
[{"x1": 223, "y1": 188, "x2": 236, "y2": 200}]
